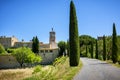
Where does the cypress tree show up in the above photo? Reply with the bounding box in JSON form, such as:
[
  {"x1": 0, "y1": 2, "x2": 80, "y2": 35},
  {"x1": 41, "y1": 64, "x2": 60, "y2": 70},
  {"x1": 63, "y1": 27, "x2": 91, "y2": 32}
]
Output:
[
  {"x1": 95, "y1": 40, "x2": 98, "y2": 59},
  {"x1": 103, "y1": 35, "x2": 106, "y2": 60},
  {"x1": 90, "y1": 43, "x2": 93, "y2": 58},
  {"x1": 67, "y1": 40, "x2": 70, "y2": 56},
  {"x1": 32, "y1": 36, "x2": 39, "y2": 54},
  {"x1": 32, "y1": 37, "x2": 35, "y2": 53},
  {"x1": 112, "y1": 23, "x2": 118, "y2": 63},
  {"x1": 35, "y1": 36, "x2": 39, "y2": 53},
  {"x1": 86, "y1": 45, "x2": 88, "y2": 57},
  {"x1": 69, "y1": 1, "x2": 80, "y2": 66}
]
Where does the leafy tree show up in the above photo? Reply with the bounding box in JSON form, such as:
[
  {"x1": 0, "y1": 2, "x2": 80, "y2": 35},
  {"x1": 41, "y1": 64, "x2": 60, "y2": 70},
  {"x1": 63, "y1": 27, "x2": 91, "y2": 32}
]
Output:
[
  {"x1": 117, "y1": 36, "x2": 120, "y2": 64},
  {"x1": 79, "y1": 35, "x2": 96, "y2": 57},
  {"x1": 106, "y1": 36, "x2": 112, "y2": 60},
  {"x1": 90, "y1": 43, "x2": 94, "y2": 58},
  {"x1": 103, "y1": 35, "x2": 107, "y2": 60},
  {"x1": 12, "y1": 47, "x2": 42, "y2": 67},
  {"x1": 79, "y1": 35, "x2": 96, "y2": 47},
  {"x1": 69, "y1": 1, "x2": 80, "y2": 66},
  {"x1": 0, "y1": 44, "x2": 6, "y2": 54},
  {"x1": 97, "y1": 39, "x2": 103, "y2": 60},
  {"x1": 112, "y1": 23, "x2": 118, "y2": 63},
  {"x1": 58, "y1": 41, "x2": 66, "y2": 56},
  {"x1": 32, "y1": 36, "x2": 39, "y2": 54},
  {"x1": 95, "y1": 40, "x2": 98, "y2": 59}
]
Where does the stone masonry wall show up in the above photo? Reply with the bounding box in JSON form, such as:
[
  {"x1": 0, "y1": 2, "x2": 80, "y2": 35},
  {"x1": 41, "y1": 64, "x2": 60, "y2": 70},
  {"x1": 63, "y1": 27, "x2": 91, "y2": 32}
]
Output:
[
  {"x1": 0, "y1": 49, "x2": 58, "y2": 68},
  {"x1": 0, "y1": 55, "x2": 20, "y2": 69}
]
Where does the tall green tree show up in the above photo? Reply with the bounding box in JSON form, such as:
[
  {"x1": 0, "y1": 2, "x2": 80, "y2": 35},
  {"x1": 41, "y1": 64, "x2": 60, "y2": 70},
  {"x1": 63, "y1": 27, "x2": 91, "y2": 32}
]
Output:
[
  {"x1": 32, "y1": 36, "x2": 39, "y2": 54},
  {"x1": 69, "y1": 1, "x2": 80, "y2": 66},
  {"x1": 58, "y1": 41, "x2": 66, "y2": 56},
  {"x1": 35, "y1": 36, "x2": 39, "y2": 53},
  {"x1": 112, "y1": 23, "x2": 118, "y2": 63},
  {"x1": 32, "y1": 37, "x2": 35, "y2": 53},
  {"x1": 103, "y1": 35, "x2": 107, "y2": 60},
  {"x1": 90, "y1": 43, "x2": 94, "y2": 58},
  {"x1": 95, "y1": 40, "x2": 98, "y2": 59},
  {"x1": 67, "y1": 40, "x2": 70, "y2": 56},
  {"x1": 86, "y1": 45, "x2": 88, "y2": 57}
]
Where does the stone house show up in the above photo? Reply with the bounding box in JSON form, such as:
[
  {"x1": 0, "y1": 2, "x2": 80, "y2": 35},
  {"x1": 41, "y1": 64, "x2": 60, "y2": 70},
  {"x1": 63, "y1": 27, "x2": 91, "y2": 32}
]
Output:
[{"x1": 0, "y1": 28, "x2": 59, "y2": 68}]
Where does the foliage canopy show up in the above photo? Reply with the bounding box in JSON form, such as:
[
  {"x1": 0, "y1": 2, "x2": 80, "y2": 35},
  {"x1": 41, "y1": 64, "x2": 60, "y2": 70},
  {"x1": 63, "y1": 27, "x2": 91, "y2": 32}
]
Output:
[{"x1": 12, "y1": 47, "x2": 42, "y2": 67}]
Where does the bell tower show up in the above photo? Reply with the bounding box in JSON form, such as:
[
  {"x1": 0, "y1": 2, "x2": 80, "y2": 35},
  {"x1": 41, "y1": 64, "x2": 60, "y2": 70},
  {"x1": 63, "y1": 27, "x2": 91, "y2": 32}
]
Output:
[{"x1": 49, "y1": 28, "x2": 56, "y2": 44}]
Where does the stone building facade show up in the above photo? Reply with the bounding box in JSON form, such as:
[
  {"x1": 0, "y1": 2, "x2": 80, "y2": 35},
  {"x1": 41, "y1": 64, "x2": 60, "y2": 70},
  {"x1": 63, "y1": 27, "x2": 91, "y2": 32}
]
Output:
[
  {"x1": 0, "y1": 28, "x2": 59, "y2": 67},
  {"x1": 0, "y1": 36, "x2": 18, "y2": 48}
]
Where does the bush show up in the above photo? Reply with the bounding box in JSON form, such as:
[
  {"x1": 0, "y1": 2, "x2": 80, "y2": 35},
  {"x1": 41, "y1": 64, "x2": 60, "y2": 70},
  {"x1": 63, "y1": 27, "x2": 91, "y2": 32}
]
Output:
[
  {"x1": 7, "y1": 48, "x2": 15, "y2": 53},
  {"x1": 32, "y1": 65, "x2": 42, "y2": 74},
  {"x1": 118, "y1": 56, "x2": 120, "y2": 64},
  {"x1": 0, "y1": 44, "x2": 6, "y2": 54},
  {"x1": 53, "y1": 56, "x2": 66, "y2": 66}
]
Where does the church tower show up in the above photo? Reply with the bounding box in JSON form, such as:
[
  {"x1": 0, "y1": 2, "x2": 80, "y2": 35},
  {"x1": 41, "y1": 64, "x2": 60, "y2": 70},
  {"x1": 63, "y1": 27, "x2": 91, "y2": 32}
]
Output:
[
  {"x1": 49, "y1": 28, "x2": 56, "y2": 44},
  {"x1": 49, "y1": 28, "x2": 57, "y2": 48}
]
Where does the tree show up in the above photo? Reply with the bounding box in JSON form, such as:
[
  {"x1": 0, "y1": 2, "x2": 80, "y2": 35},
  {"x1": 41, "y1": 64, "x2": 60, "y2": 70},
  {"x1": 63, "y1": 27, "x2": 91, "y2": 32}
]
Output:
[
  {"x1": 79, "y1": 35, "x2": 96, "y2": 57},
  {"x1": 32, "y1": 36, "x2": 39, "y2": 54},
  {"x1": 106, "y1": 36, "x2": 112, "y2": 60},
  {"x1": 95, "y1": 40, "x2": 98, "y2": 59},
  {"x1": 90, "y1": 43, "x2": 94, "y2": 58},
  {"x1": 117, "y1": 36, "x2": 120, "y2": 64},
  {"x1": 79, "y1": 35, "x2": 96, "y2": 47},
  {"x1": 58, "y1": 41, "x2": 66, "y2": 56},
  {"x1": 0, "y1": 44, "x2": 6, "y2": 54},
  {"x1": 12, "y1": 47, "x2": 42, "y2": 67},
  {"x1": 69, "y1": 1, "x2": 80, "y2": 66},
  {"x1": 112, "y1": 23, "x2": 118, "y2": 63},
  {"x1": 67, "y1": 40, "x2": 70, "y2": 56},
  {"x1": 103, "y1": 35, "x2": 107, "y2": 60},
  {"x1": 86, "y1": 45, "x2": 88, "y2": 57}
]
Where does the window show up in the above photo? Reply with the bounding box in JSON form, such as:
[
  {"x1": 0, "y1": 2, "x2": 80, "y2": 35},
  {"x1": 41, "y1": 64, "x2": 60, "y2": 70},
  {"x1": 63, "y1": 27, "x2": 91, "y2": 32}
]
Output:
[
  {"x1": 41, "y1": 50, "x2": 44, "y2": 53},
  {"x1": 50, "y1": 50, "x2": 53, "y2": 53},
  {"x1": 45, "y1": 50, "x2": 48, "y2": 53}
]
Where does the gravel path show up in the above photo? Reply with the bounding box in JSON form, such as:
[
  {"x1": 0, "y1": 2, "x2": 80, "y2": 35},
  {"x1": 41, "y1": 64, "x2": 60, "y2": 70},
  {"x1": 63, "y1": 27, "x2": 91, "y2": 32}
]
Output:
[{"x1": 73, "y1": 57, "x2": 120, "y2": 80}]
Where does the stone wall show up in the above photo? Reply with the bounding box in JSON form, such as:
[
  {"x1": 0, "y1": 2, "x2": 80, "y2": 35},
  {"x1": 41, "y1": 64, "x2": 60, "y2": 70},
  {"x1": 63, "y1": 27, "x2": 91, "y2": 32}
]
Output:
[
  {"x1": 0, "y1": 49, "x2": 58, "y2": 68},
  {"x1": 39, "y1": 49, "x2": 59, "y2": 64},
  {"x1": 0, "y1": 55, "x2": 20, "y2": 69},
  {"x1": 39, "y1": 49, "x2": 58, "y2": 64}
]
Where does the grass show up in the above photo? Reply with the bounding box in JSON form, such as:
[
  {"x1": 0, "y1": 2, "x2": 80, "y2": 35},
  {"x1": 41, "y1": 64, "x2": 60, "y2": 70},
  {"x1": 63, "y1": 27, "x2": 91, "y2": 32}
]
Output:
[
  {"x1": 0, "y1": 57, "x2": 83, "y2": 80},
  {"x1": 106, "y1": 60, "x2": 120, "y2": 68},
  {"x1": 0, "y1": 68, "x2": 33, "y2": 80},
  {"x1": 24, "y1": 56, "x2": 83, "y2": 80}
]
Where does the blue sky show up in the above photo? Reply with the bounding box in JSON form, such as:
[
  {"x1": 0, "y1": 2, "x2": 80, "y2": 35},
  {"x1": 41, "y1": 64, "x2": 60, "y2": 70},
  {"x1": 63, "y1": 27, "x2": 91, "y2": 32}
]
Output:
[{"x1": 0, "y1": 0, "x2": 120, "y2": 43}]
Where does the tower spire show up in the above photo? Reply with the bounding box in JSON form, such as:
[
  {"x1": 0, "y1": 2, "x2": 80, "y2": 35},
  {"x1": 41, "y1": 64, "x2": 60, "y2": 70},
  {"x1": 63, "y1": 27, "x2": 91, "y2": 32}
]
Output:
[{"x1": 52, "y1": 27, "x2": 53, "y2": 31}]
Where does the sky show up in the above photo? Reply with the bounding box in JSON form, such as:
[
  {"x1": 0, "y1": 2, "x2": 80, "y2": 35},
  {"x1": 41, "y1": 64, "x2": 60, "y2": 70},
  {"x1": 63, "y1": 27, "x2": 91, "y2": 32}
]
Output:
[{"x1": 0, "y1": 0, "x2": 120, "y2": 43}]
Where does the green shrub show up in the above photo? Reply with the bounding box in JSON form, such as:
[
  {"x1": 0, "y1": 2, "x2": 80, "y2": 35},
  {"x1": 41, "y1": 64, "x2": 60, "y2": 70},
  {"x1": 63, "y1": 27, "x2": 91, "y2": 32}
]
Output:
[
  {"x1": 118, "y1": 56, "x2": 120, "y2": 64},
  {"x1": 7, "y1": 48, "x2": 15, "y2": 53},
  {"x1": 0, "y1": 44, "x2": 6, "y2": 54},
  {"x1": 32, "y1": 65, "x2": 42, "y2": 74},
  {"x1": 53, "y1": 56, "x2": 66, "y2": 66}
]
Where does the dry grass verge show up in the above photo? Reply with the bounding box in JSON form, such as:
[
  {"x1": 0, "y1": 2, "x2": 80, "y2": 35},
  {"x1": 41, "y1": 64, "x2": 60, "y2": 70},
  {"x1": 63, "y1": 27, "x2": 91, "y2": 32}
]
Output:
[
  {"x1": 0, "y1": 68, "x2": 33, "y2": 80},
  {"x1": 106, "y1": 60, "x2": 120, "y2": 68},
  {"x1": 24, "y1": 56, "x2": 83, "y2": 80}
]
